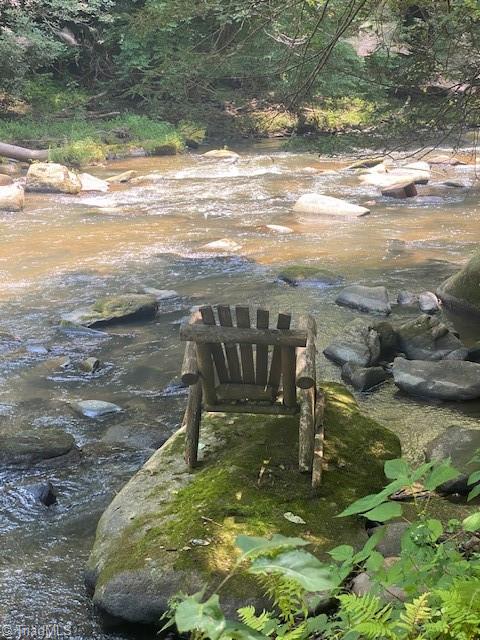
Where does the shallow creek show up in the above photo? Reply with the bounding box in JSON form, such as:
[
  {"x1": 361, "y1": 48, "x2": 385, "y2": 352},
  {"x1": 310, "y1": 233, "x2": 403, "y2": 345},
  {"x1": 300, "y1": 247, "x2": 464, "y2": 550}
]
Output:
[{"x1": 0, "y1": 143, "x2": 479, "y2": 638}]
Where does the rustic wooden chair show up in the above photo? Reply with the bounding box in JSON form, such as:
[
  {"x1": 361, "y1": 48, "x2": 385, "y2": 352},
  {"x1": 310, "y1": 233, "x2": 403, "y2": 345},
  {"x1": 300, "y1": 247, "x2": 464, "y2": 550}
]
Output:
[{"x1": 179, "y1": 305, "x2": 326, "y2": 489}]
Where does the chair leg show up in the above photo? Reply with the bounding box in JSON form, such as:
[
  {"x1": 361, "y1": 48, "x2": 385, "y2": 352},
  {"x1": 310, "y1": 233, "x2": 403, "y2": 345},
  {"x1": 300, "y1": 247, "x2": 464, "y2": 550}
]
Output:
[
  {"x1": 183, "y1": 382, "x2": 202, "y2": 469},
  {"x1": 311, "y1": 390, "x2": 326, "y2": 492},
  {"x1": 298, "y1": 387, "x2": 315, "y2": 473}
]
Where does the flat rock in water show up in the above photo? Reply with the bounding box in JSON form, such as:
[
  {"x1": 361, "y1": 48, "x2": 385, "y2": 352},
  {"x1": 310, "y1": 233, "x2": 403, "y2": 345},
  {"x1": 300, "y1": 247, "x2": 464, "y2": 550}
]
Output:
[
  {"x1": 392, "y1": 357, "x2": 480, "y2": 401},
  {"x1": 0, "y1": 428, "x2": 78, "y2": 468},
  {"x1": 265, "y1": 224, "x2": 293, "y2": 234},
  {"x1": 324, "y1": 319, "x2": 381, "y2": 367},
  {"x1": 437, "y1": 250, "x2": 480, "y2": 319},
  {"x1": 381, "y1": 181, "x2": 417, "y2": 199},
  {"x1": 70, "y1": 400, "x2": 122, "y2": 418},
  {"x1": 396, "y1": 314, "x2": 463, "y2": 360},
  {"x1": 141, "y1": 287, "x2": 178, "y2": 300},
  {"x1": 293, "y1": 193, "x2": 370, "y2": 217},
  {"x1": 106, "y1": 170, "x2": 138, "y2": 184},
  {"x1": 0, "y1": 184, "x2": 24, "y2": 211},
  {"x1": 79, "y1": 173, "x2": 109, "y2": 193},
  {"x1": 86, "y1": 383, "x2": 400, "y2": 624},
  {"x1": 26, "y1": 162, "x2": 81, "y2": 194},
  {"x1": 346, "y1": 157, "x2": 385, "y2": 169},
  {"x1": 61, "y1": 293, "x2": 158, "y2": 327},
  {"x1": 336, "y1": 285, "x2": 391, "y2": 315}
]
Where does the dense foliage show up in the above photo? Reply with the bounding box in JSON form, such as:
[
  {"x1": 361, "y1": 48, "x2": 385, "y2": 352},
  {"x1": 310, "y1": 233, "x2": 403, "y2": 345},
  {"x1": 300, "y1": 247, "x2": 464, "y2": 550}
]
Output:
[
  {"x1": 0, "y1": 1, "x2": 479, "y2": 143},
  {"x1": 165, "y1": 456, "x2": 480, "y2": 639}
]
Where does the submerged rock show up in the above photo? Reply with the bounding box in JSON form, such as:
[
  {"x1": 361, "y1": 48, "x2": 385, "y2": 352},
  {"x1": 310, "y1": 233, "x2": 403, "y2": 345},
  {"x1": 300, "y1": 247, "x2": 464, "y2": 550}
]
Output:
[
  {"x1": 396, "y1": 315, "x2": 463, "y2": 360},
  {"x1": 324, "y1": 319, "x2": 381, "y2": 367},
  {"x1": 0, "y1": 174, "x2": 13, "y2": 186},
  {"x1": 0, "y1": 428, "x2": 78, "y2": 468},
  {"x1": 28, "y1": 481, "x2": 58, "y2": 506},
  {"x1": 397, "y1": 290, "x2": 418, "y2": 307},
  {"x1": 61, "y1": 294, "x2": 158, "y2": 328},
  {"x1": 0, "y1": 184, "x2": 24, "y2": 211},
  {"x1": 86, "y1": 383, "x2": 400, "y2": 624},
  {"x1": 437, "y1": 250, "x2": 480, "y2": 319},
  {"x1": 26, "y1": 162, "x2": 81, "y2": 194},
  {"x1": 293, "y1": 193, "x2": 370, "y2": 217},
  {"x1": 278, "y1": 265, "x2": 343, "y2": 287},
  {"x1": 346, "y1": 157, "x2": 385, "y2": 170},
  {"x1": 392, "y1": 357, "x2": 480, "y2": 401},
  {"x1": 336, "y1": 285, "x2": 391, "y2": 315},
  {"x1": 265, "y1": 224, "x2": 294, "y2": 234},
  {"x1": 70, "y1": 400, "x2": 122, "y2": 418}
]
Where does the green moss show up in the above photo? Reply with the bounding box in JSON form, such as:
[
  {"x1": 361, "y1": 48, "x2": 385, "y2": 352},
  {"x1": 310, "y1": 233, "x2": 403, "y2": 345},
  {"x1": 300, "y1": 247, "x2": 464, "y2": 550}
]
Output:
[
  {"x1": 440, "y1": 250, "x2": 480, "y2": 312},
  {"x1": 93, "y1": 383, "x2": 401, "y2": 595}
]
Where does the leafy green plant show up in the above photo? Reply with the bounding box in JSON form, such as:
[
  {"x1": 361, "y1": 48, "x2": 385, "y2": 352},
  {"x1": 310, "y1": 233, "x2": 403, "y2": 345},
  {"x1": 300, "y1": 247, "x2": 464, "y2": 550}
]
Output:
[{"x1": 165, "y1": 456, "x2": 480, "y2": 639}]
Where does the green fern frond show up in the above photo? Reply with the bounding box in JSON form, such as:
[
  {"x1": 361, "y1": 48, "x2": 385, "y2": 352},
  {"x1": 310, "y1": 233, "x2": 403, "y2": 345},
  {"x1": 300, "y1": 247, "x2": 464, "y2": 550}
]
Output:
[
  {"x1": 237, "y1": 606, "x2": 274, "y2": 632},
  {"x1": 397, "y1": 592, "x2": 431, "y2": 632},
  {"x1": 255, "y1": 574, "x2": 307, "y2": 624}
]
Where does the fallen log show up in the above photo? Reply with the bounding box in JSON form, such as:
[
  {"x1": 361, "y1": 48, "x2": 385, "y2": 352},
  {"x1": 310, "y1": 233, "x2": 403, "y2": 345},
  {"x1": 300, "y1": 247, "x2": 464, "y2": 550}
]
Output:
[{"x1": 0, "y1": 142, "x2": 48, "y2": 162}]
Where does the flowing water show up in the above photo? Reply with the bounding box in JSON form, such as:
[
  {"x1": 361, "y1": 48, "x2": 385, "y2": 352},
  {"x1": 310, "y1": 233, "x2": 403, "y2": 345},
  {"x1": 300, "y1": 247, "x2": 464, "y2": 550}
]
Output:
[{"x1": 0, "y1": 143, "x2": 479, "y2": 638}]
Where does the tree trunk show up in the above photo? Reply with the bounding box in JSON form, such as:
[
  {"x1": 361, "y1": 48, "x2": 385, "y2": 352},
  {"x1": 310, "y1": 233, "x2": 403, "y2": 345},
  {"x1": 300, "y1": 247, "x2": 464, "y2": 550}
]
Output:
[{"x1": 0, "y1": 142, "x2": 48, "y2": 162}]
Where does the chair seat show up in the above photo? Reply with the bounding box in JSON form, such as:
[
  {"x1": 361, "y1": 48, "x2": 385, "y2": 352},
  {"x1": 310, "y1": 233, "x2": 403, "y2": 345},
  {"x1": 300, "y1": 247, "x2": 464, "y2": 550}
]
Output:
[{"x1": 215, "y1": 383, "x2": 275, "y2": 402}]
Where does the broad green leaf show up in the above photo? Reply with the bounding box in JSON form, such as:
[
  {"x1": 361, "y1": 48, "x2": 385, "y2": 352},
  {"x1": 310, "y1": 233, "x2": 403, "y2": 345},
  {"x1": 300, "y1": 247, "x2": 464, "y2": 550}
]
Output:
[
  {"x1": 384, "y1": 458, "x2": 410, "y2": 480},
  {"x1": 363, "y1": 502, "x2": 403, "y2": 522},
  {"x1": 468, "y1": 470, "x2": 480, "y2": 485},
  {"x1": 235, "y1": 534, "x2": 308, "y2": 558},
  {"x1": 175, "y1": 593, "x2": 226, "y2": 640},
  {"x1": 425, "y1": 519, "x2": 443, "y2": 542},
  {"x1": 462, "y1": 512, "x2": 480, "y2": 532},
  {"x1": 249, "y1": 549, "x2": 339, "y2": 592},
  {"x1": 337, "y1": 493, "x2": 388, "y2": 518},
  {"x1": 468, "y1": 484, "x2": 480, "y2": 502},
  {"x1": 328, "y1": 544, "x2": 354, "y2": 562},
  {"x1": 365, "y1": 550, "x2": 384, "y2": 572},
  {"x1": 423, "y1": 460, "x2": 460, "y2": 491}
]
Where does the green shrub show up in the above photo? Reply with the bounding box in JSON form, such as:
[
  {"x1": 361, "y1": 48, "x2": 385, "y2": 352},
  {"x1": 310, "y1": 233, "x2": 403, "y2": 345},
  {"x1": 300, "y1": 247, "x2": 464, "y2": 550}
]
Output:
[{"x1": 48, "y1": 138, "x2": 106, "y2": 166}]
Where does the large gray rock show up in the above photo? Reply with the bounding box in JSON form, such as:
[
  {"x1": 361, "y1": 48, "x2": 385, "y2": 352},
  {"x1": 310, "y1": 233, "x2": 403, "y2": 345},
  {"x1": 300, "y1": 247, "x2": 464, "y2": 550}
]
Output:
[
  {"x1": 0, "y1": 428, "x2": 78, "y2": 468},
  {"x1": 293, "y1": 193, "x2": 370, "y2": 217},
  {"x1": 396, "y1": 315, "x2": 463, "y2": 360},
  {"x1": 425, "y1": 426, "x2": 480, "y2": 495},
  {"x1": 336, "y1": 285, "x2": 391, "y2": 315},
  {"x1": 61, "y1": 294, "x2": 158, "y2": 328},
  {"x1": 86, "y1": 386, "x2": 400, "y2": 624},
  {"x1": 324, "y1": 319, "x2": 381, "y2": 367},
  {"x1": 438, "y1": 250, "x2": 480, "y2": 319},
  {"x1": 341, "y1": 363, "x2": 389, "y2": 391},
  {"x1": 26, "y1": 162, "x2": 81, "y2": 194},
  {"x1": 0, "y1": 184, "x2": 24, "y2": 211},
  {"x1": 393, "y1": 357, "x2": 480, "y2": 401}
]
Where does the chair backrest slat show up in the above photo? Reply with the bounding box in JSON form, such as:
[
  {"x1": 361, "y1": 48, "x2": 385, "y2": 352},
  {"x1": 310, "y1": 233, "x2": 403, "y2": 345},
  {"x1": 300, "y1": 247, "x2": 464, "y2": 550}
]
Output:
[
  {"x1": 217, "y1": 305, "x2": 242, "y2": 382},
  {"x1": 235, "y1": 306, "x2": 255, "y2": 384},
  {"x1": 255, "y1": 309, "x2": 269, "y2": 386},
  {"x1": 268, "y1": 313, "x2": 292, "y2": 394},
  {"x1": 200, "y1": 305, "x2": 229, "y2": 383}
]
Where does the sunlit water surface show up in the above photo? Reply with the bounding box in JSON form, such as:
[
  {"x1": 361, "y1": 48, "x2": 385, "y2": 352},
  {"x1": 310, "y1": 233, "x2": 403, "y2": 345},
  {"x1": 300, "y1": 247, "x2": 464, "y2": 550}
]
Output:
[{"x1": 0, "y1": 143, "x2": 479, "y2": 637}]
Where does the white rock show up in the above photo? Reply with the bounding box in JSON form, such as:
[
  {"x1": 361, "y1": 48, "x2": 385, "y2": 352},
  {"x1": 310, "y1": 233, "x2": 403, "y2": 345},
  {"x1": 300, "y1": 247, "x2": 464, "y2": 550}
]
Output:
[
  {"x1": 141, "y1": 287, "x2": 178, "y2": 300},
  {"x1": 203, "y1": 238, "x2": 242, "y2": 251},
  {"x1": 202, "y1": 149, "x2": 240, "y2": 160},
  {"x1": 26, "y1": 162, "x2": 81, "y2": 194},
  {"x1": 293, "y1": 193, "x2": 370, "y2": 217},
  {"x1": 265, "y1": 224, "x2": 293, "y2": 234},
  {"x1": 106, "y1": 170, "x2": 138, "y2": 184},
  {"x1": 0, "y1": 184, "x2": 24, "y2": 211},
  {"x1": 70, "y1": 399, "x2": 122, "y2": 418},
  {"x1": 79, "y1": 173, "x2": 109, "y2": 192}
]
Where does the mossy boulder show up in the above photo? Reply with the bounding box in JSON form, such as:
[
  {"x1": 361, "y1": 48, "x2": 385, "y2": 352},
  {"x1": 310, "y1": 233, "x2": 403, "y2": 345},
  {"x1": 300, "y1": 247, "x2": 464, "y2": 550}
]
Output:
[
  {"x1": 278, "y1": 265, "x2": 343, "y2": 287},
  {"x1": 86, "y1": 384, "x2": 400, "y2": 625},
  {"x1": 61, "y1": 294, "x2": 158, "y2": 328},
  {"x1": 438, "y1": 250, "x2": 480, "y2": 320}
]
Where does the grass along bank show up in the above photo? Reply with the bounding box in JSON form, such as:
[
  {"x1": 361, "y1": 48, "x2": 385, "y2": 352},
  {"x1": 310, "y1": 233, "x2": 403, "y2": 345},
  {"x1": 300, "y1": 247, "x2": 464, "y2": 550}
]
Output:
[{"x1": 0, "y1": 114, "x2": 206, "y2": 166}]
